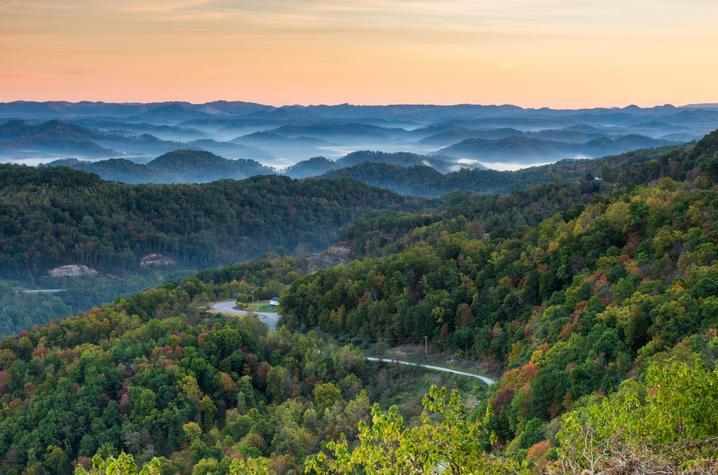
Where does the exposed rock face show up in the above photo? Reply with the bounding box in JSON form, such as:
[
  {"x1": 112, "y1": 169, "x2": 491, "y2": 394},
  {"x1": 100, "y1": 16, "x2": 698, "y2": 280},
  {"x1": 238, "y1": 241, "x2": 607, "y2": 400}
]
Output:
[
  {"x1": 307, "y1": 244, "x2": 352, "y2": 271},
  {"x1": 140, "y1": 253, "x2": 176, "y2": 268},
  {"x1": 48, "y1": 264, "x2": 98, "y2": 278}
]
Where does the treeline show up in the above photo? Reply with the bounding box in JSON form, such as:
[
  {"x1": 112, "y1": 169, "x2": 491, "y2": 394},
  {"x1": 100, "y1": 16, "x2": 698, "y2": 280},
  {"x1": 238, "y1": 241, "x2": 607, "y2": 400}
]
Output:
[{"x1": 0, "y1": 165, "x2": 421, "y2": 277}]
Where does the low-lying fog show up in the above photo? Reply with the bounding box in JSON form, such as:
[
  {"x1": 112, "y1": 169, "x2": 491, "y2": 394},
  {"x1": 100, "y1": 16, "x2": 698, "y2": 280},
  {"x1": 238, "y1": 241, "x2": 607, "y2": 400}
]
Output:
[{"x1": 1, "y1": 101, "x2": 715, "y2": 178}]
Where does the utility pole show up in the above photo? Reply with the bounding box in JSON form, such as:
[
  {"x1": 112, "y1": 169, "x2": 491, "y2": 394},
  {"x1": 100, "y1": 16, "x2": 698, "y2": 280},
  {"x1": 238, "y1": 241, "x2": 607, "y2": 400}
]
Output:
[{"x1": 424, "y1": 336, "x2": 428, "y2": 357}]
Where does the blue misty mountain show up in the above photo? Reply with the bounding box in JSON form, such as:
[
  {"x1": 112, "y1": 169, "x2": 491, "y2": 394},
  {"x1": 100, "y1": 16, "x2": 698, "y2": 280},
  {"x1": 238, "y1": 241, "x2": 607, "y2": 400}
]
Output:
[
  {"x1": 0, "y1": 101, "x2": 713, "y2": 172},
  {"x1": 43, "y1": 150, "x2": 274, "y2": 184}
]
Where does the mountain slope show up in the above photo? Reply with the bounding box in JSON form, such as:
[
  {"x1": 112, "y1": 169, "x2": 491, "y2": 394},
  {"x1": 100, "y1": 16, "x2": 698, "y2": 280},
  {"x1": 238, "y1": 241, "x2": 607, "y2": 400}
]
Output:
[
  {"x1": 439, "y1": 134, "x2": 676, "y2": 164},
  {"x1": 0, "y1": 119, "x2": 116, "y2": 157},
  {"x1": 321, "y1": 141, "x2": 687, "y2": 197},
  {"x1": 146, "y1": 150, "x2": 274, "y2": 182},
  {"x1": 0, "y1": 164, "x2": 422, "y2": 276},
  {"x1": 280, "y1": 131, "x2": 718, "y2": 465},
  {"x1": 44, "y1": 150, "x2": 275, "y2": 184},
  {"x1": 0, "y1": 118, "x2": 274, "y2": 161},
  {"x1": 284, "y1": 156, "x2": 338, "y2": 179}
]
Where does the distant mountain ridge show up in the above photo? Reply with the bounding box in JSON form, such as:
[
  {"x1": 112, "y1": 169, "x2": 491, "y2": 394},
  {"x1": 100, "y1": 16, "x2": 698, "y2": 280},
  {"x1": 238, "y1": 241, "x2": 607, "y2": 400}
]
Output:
[
  {"x1": 0, "y1": 119, "x2": 116, "y2": 157},
  {"x1": 0, "y1": 118, "x2": 272, "y2": 160},
  {"x1": 42, "y1": 133, "x2": 703, "y2": 195},
  {"x1": 438, "y1": 134, "x2": 676, "y2": 163},
  {"x1": 321, "y1": 130, "x2": 717, "y2": 196},
  {"x1": 44, "y1": 148, "x2": 481, "y2": 184},
  {"x1": 44, "y1": 150, "x2": 274, "y2": 184},
  {"x1": 0, "y1": 103, "x2": 711, "y2": 186}
]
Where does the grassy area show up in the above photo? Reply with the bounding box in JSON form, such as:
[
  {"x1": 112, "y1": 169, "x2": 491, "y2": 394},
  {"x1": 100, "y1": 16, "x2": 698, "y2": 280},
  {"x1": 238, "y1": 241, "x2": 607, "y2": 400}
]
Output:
[{"x1": 237, "y1": 300, "x2": 275, "y2": 313}]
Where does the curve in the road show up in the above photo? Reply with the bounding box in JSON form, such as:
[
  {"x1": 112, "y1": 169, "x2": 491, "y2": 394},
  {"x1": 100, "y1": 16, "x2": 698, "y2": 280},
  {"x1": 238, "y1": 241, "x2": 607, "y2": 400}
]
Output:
[
  {"x1": 209, "y1": 300, "x2": 280, "y2": 330},
  {"x1": 366, "y1": 356, "x2": 496, "y2": 385},
  {"x1": 209, "y1": 300, "x2": 496, "y2": 385}
]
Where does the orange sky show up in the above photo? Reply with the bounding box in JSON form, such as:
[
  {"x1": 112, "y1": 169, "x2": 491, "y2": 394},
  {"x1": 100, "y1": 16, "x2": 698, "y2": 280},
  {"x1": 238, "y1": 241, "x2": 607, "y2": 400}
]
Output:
[{"x1": 1, "y1": 0, "x2": 717, "y2": 107}]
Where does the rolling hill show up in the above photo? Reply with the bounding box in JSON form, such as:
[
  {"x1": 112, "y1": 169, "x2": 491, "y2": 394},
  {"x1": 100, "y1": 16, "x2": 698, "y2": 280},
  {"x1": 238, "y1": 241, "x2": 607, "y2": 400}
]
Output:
[
  {"x1": 438, "y1": 134, "x2": 676, "y2": 164},
  {"x1": 44, "y1": 150, "x2": 274, "y2": 183},
  {"x1": 0, "y1": 119, "x2": 116, "y2": 158},
  {"x1": 0, "y1": 163, "x2": 422, "y2": 276},
  {"x1": 0, "y1": 119, "x2": 274, "y2": 161}
]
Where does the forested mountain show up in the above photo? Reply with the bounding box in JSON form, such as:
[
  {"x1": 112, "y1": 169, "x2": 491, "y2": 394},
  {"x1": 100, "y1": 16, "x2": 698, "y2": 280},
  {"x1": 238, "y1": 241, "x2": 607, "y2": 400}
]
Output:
[
  {"x1": 0, "y1": 119, "x2": 271, "y2": 160},
  {"x1": 146, "y1": 150, "x2": 272, "y2": 182},
  {"x1": 320, "y1": 143, "x2": 686, "y2": 197},
  {"x1": 47, "y1": 149, "x2": 473, "y2": 185},
  {"x1": 44, "y1": 158, "x2": 159, "y2": 183},
  {"x1": 418, "y1": 126, "x2": 524, "y2": 145},
  {"x1": 284, "y1": 157, "x2": 338, "y2": 179},
  {"x1": 285, "y1": 151, "x2": 463, "y2": 179},
  {"x1": 277, "y1": 129, "x2": 718, "y2": 470},
  {"x1": 1, "y1": 102, "x2": 709, "y2": 173},
  {"x1": 419, "y1": 124, "x2": 675, "y2": 148},
  {"x1": 41, "y1": 142, "x2": 675, "y2": 193},
  {"x1": 0, "y1": 165, "x2": 421, "y2": 276},
  {"x1": 438, "y1": 134, "x2": 676, "y2": 164},
  {"x1": 0, "y1": 119, "x2": 115, "y2": 157},
  {"x1": 335, "y1": 150, "x2": 459, "y2": 172}
]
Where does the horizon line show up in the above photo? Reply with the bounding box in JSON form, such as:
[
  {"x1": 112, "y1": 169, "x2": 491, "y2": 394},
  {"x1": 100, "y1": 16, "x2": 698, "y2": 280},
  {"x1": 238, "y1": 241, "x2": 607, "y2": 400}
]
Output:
[{"x1": 1, "y1": 99, "x2": 718, "y2": 111}]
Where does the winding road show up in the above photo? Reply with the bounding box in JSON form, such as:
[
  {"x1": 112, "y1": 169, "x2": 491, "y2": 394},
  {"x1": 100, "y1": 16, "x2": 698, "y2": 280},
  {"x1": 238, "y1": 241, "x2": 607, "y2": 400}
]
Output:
[
  {"x1": 209, "y1": 300, "x2": 281, "y2": 330},
  {"x1": 209, "y1": 300, "x2": 495, "y2": 385},
  {"x1": 365, "y1": 356, "x2": 496, "y2": 385}
]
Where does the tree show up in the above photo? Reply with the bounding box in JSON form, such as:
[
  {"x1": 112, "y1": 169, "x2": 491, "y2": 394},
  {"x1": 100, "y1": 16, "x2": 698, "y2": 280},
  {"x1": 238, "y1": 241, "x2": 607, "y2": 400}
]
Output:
[
  {"x1": 74, "y1": 453, "x2": 162, "y2": 475},
  {"x1": 266, "y1": 366, "x2": 293, "y2": 402},
  {"x1": 554, "y1": 359, "x2": 718, "y2": 472},
  {"x1": 313, "y1": 382, "x2": 341, "y2": 411},
  {"x1": 305, "y1": 386, "x2": 525, "y2": 474}
]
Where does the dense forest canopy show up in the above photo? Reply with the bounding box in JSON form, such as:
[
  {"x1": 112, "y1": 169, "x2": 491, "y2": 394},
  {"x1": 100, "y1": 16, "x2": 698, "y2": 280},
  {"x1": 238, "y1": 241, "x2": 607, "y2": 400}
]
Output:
[
  {"x1": 0, "y1": 165, "x2": 421, "y2": 276},
  {"x1": 277, "y1": 129, "x2": 718, "y2": 470},
  {"x1": 0, "y1": 257, "x2": 490, "y2": 474},
  {"x1": 0, "y1": 165, "x2": 420, "y2": 337},
  {"x1": 321, "y1": 142, "x2": 696, "y2": 197},
  {"x1": 0, "y1": 129, "x2": 716, "y2": 473}
]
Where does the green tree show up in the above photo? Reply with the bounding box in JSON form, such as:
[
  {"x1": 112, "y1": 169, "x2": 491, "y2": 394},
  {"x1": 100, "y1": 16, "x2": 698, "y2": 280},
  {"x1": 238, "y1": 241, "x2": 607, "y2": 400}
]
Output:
[{"x1": 306, "y1": 386, "x2": 525, "y2": 474}]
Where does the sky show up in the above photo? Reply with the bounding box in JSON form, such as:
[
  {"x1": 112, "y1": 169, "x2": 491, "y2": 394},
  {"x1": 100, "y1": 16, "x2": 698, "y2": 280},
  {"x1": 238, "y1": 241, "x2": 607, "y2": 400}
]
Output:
[{"x1": 1, "y1": 0, "x2": 717, "y2": 107}]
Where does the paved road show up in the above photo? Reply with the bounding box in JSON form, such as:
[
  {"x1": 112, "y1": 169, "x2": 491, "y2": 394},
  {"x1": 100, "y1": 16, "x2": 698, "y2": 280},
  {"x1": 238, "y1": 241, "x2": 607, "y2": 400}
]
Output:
[
  {"x1": 209, "y1": 300, "x2": 281, "y2": 330},
  {"x1": 209, "y1": 300, "x2": 495, "y2": 385},
  {"x1": 365, "y1": 356, "x2": 496, "y2": 385},
  {"x1": 15, "y1": 288, "x2": 65, "y2": 294}
]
